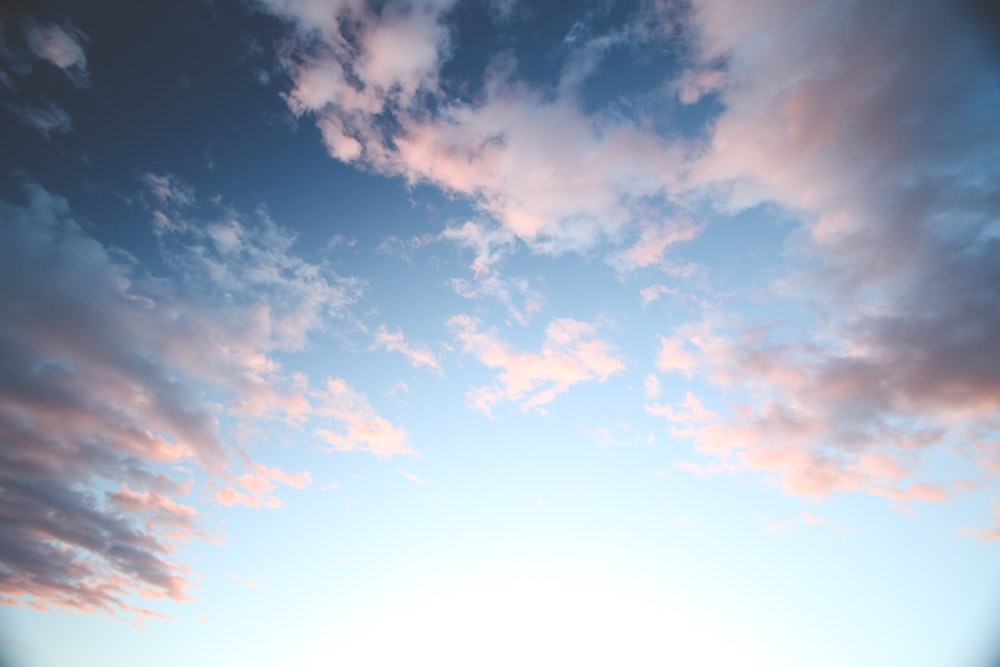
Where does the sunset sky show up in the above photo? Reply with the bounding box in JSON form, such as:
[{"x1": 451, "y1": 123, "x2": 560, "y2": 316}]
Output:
[{"x1": 1, "y1": 1, "x2": 999, "y2": 665}]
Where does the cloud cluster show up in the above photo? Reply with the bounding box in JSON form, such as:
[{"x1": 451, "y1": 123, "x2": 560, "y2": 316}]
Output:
[
  {"x1": 0, "y1": 181, "x2": 406, "y2": 615},
  {"x1": 449, "y1": 315, "x2": 624, "y2": 415},
  {"x1": 255, "y1": 0, "x2": 999, "y2": 532},
  {"x1": 260, "y1": 0, "x2": 697, "y2": 261},
  {"x1": 639, "y1": 0, "x2": 1000, "y2": 522}
]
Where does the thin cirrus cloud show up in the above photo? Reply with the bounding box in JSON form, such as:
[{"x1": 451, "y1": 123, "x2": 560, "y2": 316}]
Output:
[
  {"x1": 0, "y1": 179, "x2": 406, "y2": 615},
  {"x1": 449, "y1": 314, "x2": 625, "y2": 415},
  {"x1": 6, "y1": 100, "x2": 72, "y2": 137},
  {"x1": 22, "y1": 18, "x2": 90, "y2": 86},
  {"x1": 372, "y1": 324, "x2": 442, "y2": 373}
]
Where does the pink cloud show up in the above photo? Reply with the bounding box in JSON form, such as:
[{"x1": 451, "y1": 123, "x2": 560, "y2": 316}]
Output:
[
  {"x1": 313, "y1": 378, "x2": 415, "y2": 458},
  {"x1": 655, "y1": 336, "x2": 697, "y2": 377},
  {"x1": 372, "y1": 324, "x2": 442, "y2": 373},
  {"x1": 262, "y1": 0, "x2": 697, "y2": 261},
  {"x1": 610, "y1": 219, "x2": 701, "y2": 272},
  {"x1": 449, "y1": 315, "x2": 625, "y2": 414},
  {"x1": 649, "y1": 321, "x2": 990, "y2": 504},
  {"x1": 0, "y1": 183, "x2": 358, "y2": 616},
  {"x1": 215, "y1": 463, "x2": 312, "y2": 509}
]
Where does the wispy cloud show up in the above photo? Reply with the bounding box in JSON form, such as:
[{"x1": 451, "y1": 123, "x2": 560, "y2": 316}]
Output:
[
  {"x1": 261, "y1": 0, "x2": 696, "y2": 260},
  {"x1": 7, "y1": 100, "x2": 72, "y2": 137},
  {"x1": 314, "y1": 378, "x2": 416, "y2": 458},
  {"x1": 449, "y1": 315, "x2": 625, "y2": 415},
  {"x1": 257, "y1": 0, "x2": 1000, "y2": 533},
  {"x1": 372, "y1": 324, "x2": 442, "y2": 373},
  {"x1": 23, "y1": 18, "x2": 90, "y2": 86},
  {"x1": 396, "y1": 467, "x2": 425, "y2": 485},
  {"x1": 0, "y1": 183, "x2": 359, "y2": 615}
]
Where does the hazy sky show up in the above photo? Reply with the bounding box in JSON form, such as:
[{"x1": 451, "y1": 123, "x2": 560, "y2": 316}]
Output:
[{"x1": 1, "y1": 1, "x2": 999, "y2": 665}]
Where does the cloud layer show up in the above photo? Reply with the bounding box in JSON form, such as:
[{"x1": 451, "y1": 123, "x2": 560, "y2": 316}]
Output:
[
  {"x1": 0, "y1": 181, "x2": 407, "y2": 614},
  {"x1": 259, "y1": 0, "x2": 1000, "y2": 530}
]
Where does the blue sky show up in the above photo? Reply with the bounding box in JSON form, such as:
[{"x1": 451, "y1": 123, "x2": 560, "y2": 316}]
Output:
[{"x1": 1, "y1": 1, "x2": 1000, "y2": 665}]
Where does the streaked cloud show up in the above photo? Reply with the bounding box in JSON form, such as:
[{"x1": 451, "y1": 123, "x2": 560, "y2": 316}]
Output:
[
  {"x1": 373, "y1": 324, "x2": 442, "y2": 373},
  {"x1": 7, "y1": 101, "x2": 72, "y2": 137},
  {"x1": 0, "y1": 183, "x2": 359, "y2": 615},
  {"x1": 260, "y1": 0, "x2": 696, "y2": 260}
]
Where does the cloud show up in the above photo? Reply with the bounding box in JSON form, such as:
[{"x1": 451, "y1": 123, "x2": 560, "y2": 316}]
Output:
[
  {"x1": 648, "y1": 322, "x2": 983, "y2": 502},
  {"x1": 962, "y1": 501, "x2": 1000, "y2": 543},
  {"x1": 633, "y1": 2, "x2": 1000, "y2": 522},
  {"x1": 583, "y1": 423, "x2": 652, "y2": 449},
  {"x1": 609, "y1": 218, "x2": 701, "y2": 273},
  {"x1": 313, "y1": 379, "x2": 416, "y2": 458},
  {"x1": 0, "y1": 183, "x2": 357, "y2": 616},
  {"x1": 215, "y1": 463, "x2": 312, "y2": 509},
  {"x1": 396, "y1": 467, "x2": 425, "y2": 485},
  {"x1": 258, "y1": 0, "x2": 1000, "y2": 526},
  {"x1": 449, "y1": 315, "x2": 624, "y2": 415},
  {"x1": 643, "y1": 373, "x2": 661, "y2": 399},
  {"x1": 23, "y1": 18, "x2": 89, "y2": 86},
  {"x1": 439, "y1": 219, "x2": 517, "y2": 279},
  {"x1": 6, "y1": 101, "x2": 72, "y2": 137},
  {"x1": 655, "y1": 335, "x2": 697, "y2": 377},
  {"x1": 372, "y1": 324, "x2": 442, "y2": 373},
  {"x1": 260, "y1": 0, "x2": 696, "y2": 259}
]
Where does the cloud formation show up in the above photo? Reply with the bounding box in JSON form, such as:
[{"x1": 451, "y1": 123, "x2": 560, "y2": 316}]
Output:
[
  {"x1": 260, "y1": 0, "x2": 697, "y2": 258},
  {"x1": 313, "y1": 378, "x2": 415, "y2": 457},
  {"x1": 373, "y1": 324, "x2": 442, "y2": 373},
  {"x1": 449, "y1": 315, "x2": 624, "y2": 415},
  {"x1": 23, "y1": 18, "x2": 89, "y2": 86},
  {"x1": 640, "y1": 0, "x2": 1000, "y2": 518},
  {"x1": 0, "y1": 181, "x2": 376, "y2": 615},
  {"x1": 6, "y1": 101, "x2": 73, "y2": 137},
  {"x1": 256, "y1": 0, "x2": 1000, "y2": 531}
]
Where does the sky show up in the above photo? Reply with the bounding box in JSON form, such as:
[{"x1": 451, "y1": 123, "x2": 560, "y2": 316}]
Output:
[{"x1": 1, "y1": 0, "x2": 999, "y2": 665}]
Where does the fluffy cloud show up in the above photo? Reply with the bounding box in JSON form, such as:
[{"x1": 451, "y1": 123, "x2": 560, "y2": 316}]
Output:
[
  {"x1": 258, "y1": 0, "x2": 1000, "y2": 531},
  {"x1": 23, "y1": 18, "x2": 89, "y2": 86},
  {"x1": 449, "y1": 315, "x2": 625, "y2": 415},
  {"x1": 0, "y1": 182, "x2": 368, "y2": 615}
]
